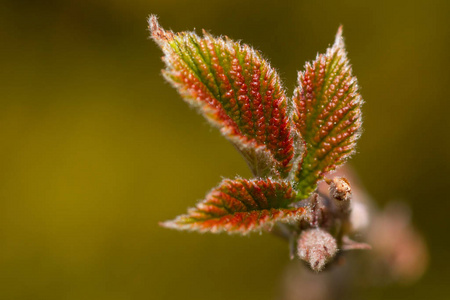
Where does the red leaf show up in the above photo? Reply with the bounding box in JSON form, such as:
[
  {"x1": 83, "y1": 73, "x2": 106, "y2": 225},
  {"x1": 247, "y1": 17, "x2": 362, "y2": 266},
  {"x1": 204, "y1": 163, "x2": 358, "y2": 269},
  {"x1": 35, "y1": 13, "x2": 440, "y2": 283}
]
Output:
[
  {"x1": 149, "y1": 16, "x2": 295, "y2": 178},
  {"x1": 292, "y1": 27, "x2": 363, "y2": 199},
  {"x1": 160, "y1": 178, "x2": 306, "y2": 234}
]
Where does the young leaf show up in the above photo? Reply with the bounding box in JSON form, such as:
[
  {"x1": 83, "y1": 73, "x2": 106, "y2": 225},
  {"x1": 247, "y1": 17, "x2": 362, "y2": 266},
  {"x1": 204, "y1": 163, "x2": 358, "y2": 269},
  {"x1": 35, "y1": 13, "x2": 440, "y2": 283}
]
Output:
[
  {"x1": 160, "y1": 178, "x2": 306, "y2": 234},
  {"x1": 292, "y1": 27, "x2": 363, "y2": 199},
  {"x1": 149, "y1": 16, "x2": 294, "y2": 178}
]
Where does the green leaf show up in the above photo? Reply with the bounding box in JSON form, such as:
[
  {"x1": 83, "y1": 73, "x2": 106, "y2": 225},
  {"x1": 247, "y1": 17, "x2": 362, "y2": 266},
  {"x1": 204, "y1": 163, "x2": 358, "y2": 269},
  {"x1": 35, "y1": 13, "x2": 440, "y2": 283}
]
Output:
[
  {"x1": 160, "y1": 178, "x2": 306, "y2": 234},
  {"x1": 149, "y1": 16, "x2": 295, "y2": 178},
  {"x1": 292, "y1": 27, "x2": 363, "y2": 199}
]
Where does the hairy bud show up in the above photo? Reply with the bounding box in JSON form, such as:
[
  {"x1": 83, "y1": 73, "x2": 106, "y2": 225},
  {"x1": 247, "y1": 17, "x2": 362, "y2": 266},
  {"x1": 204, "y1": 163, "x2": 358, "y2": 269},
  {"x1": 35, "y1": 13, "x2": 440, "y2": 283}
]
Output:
[
  {"x1": 329, "y1": 177, "x2": 351, "y2": 202},
  {"x1": 297, "y1": 228, "x2": 338, "y2": 272},
  {"x1": 328, "y1": 177, "x2": 352, "y2": 218}
]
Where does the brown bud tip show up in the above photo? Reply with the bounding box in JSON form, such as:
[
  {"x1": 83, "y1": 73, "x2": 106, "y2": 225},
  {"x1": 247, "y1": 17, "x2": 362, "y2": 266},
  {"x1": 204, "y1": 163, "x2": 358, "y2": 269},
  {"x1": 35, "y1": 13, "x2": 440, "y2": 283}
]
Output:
[
  {"x1": 297, "y1": 228, "x2": 338, "y2": 272},
  {"x1": 148, "y1": 15, "x2": 173, "y2": 42},
  {"x1": 329, "y1": 177, "x2": 351, "y2": 202}
]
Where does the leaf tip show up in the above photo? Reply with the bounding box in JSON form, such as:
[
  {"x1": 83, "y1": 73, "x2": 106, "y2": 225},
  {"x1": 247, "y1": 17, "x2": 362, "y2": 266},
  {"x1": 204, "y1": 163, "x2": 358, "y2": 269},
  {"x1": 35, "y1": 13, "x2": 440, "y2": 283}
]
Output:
[
  {"x1": 148, "y1": 15, "x2": 173, "y2": 43},
  {"x1": 159, "y1": 220, "x2": 178, "y2": 230},
  {"x1": 333, "y1": 25, "x2": 345, "y2": 49},
  {"x1": 337, "y1": 24, "x2": 344, "y2": 37}
]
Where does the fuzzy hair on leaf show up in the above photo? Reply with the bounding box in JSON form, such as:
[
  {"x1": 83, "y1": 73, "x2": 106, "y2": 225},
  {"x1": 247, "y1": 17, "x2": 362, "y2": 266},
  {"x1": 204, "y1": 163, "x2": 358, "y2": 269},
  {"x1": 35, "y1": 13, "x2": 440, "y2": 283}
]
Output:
[
  {"x1": 149, "y1": 15, "x2": 295, "y2": 179},
  {"x1": 160, "y1": 178, "x2": 306, "y2": 234},
  {"x1": 292, "y1": 27, "x2": 363, "y2": 199},
  {"x1": 150, "y1": 17, "x2": 363, "y2": 236}
]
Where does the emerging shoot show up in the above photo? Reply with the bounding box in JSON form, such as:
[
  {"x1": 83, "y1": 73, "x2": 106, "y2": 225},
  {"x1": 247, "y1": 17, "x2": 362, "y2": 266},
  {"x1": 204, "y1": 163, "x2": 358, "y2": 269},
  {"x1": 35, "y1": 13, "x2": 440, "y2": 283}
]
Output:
[{"x1": 149, "y1": 15, "x2": 365, "y2": 271}]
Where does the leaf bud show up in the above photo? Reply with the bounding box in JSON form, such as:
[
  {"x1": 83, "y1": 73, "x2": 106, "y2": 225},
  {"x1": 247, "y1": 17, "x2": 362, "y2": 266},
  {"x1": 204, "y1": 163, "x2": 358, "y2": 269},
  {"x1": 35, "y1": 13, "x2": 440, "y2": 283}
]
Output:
[{"x1": 297, "y1": 228, "x2": 338, "y2": 272}]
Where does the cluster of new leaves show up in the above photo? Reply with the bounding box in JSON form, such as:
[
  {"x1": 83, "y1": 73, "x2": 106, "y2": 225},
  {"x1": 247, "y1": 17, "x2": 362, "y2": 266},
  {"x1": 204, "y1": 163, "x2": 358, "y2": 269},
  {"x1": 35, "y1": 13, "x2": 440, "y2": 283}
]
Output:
[{"x1": 150, "y1": 16, "x2": 362, "y2": 234}]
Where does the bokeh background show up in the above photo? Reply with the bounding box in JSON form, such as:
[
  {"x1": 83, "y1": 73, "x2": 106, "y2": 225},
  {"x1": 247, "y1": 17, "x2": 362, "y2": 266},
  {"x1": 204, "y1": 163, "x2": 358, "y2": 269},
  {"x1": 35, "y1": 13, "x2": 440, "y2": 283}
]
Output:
[{"x1": 1, "y1": 0, "x2": 449, "y2": 299}]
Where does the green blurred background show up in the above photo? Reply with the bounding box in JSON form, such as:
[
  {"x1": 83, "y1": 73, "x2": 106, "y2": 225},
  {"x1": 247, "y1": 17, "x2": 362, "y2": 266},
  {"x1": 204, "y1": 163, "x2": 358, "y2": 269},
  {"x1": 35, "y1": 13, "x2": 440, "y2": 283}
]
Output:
[{"x1": 1, "y1": 0, "x2": 449, "y2": 299}]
